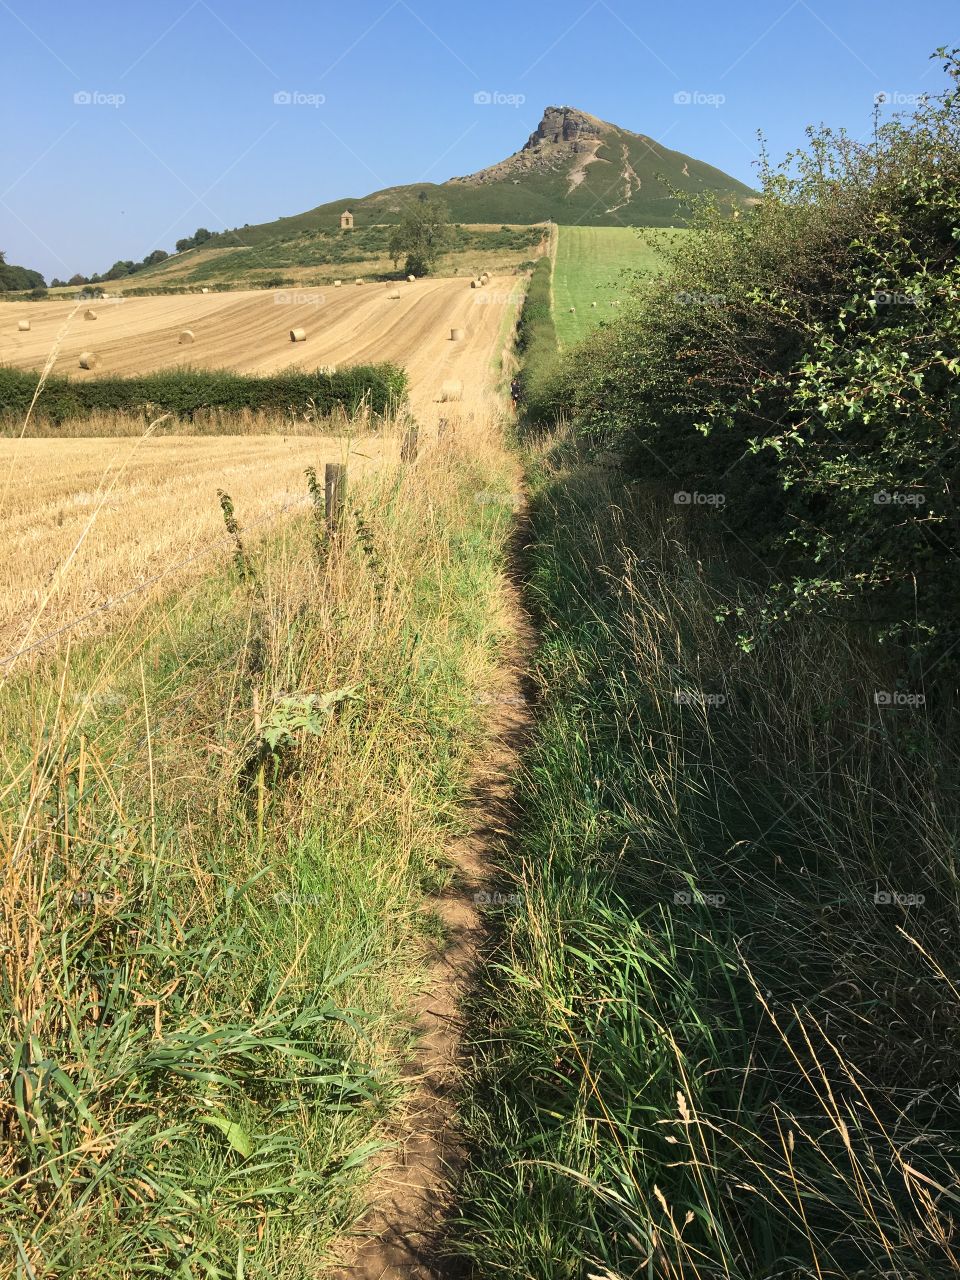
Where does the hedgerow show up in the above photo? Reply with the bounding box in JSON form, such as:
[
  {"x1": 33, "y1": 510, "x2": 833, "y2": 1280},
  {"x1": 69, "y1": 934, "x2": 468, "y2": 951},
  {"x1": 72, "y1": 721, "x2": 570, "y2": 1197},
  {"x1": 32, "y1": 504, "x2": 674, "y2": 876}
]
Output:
[
  {"x1": 0, "y1": 364, "x2": 408, "y2": 425},
  {"x1": 515, "y1": 257, "x2": 561, "y2": 422},
  {"x1": 554, "y1": 49, "x2": 960, "y2": 661}
]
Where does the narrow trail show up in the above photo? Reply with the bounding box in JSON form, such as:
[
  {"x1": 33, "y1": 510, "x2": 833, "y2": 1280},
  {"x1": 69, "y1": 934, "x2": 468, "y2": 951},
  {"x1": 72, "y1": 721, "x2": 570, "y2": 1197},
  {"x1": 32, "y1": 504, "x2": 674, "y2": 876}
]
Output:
[{"x1": 329, "y1": 509, "x2": 536, "y2": 1280}]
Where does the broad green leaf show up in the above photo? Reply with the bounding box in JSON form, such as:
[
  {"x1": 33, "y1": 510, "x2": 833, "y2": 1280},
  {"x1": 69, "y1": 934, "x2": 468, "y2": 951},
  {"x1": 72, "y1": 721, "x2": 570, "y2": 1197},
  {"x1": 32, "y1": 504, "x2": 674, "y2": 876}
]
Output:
[{"x1": 199, "y1": 1114, "x2": 254, "y2": 1159}]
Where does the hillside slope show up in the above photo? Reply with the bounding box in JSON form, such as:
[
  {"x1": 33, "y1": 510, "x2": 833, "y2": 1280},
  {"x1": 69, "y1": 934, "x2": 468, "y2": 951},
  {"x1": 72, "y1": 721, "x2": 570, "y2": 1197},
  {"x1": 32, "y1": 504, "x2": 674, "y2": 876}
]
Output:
[{"x1": 211, "y1": 105, "x2": 755, "y2": 248}]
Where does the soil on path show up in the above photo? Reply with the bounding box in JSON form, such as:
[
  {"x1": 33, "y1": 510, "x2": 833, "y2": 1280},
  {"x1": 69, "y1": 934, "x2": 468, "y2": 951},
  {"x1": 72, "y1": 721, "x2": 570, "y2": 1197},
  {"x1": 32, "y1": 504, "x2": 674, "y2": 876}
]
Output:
[{"x1": 328, "y1": 522, "x2": 535, "y2": 1280}]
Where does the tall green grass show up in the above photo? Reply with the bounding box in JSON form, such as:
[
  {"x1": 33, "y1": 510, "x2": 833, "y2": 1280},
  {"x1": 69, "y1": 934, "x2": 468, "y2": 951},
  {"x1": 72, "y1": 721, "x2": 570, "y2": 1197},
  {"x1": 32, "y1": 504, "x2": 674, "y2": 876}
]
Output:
[
  {"x1": 552, "y1": 226, "x2": 685, "y2": 346},
  {"x1": 515, "y1": 259, "x2": 559, "y2": 425},
  {"x1": 0, "y1": 422, "x2": 517, "y2": 1278},
  {"x1": 453, "y1": 438, "x2": 960, "y2": 1279}
]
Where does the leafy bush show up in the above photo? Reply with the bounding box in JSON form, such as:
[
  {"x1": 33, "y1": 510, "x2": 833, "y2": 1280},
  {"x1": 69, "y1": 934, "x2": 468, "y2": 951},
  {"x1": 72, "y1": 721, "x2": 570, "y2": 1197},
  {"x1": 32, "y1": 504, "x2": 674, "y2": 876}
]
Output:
[
  {"x1": 0, "y1": 364, "x2": 408, "y2": 425},
  {"x1": 0, "y1": 259, "x2": 46, "y2": 292},
  {"x1": 387, "y1": 198, "x2": 454, "y2": 277},
  {"x1": 555, "y1": 50, "x2": 960, "y2": 660}
]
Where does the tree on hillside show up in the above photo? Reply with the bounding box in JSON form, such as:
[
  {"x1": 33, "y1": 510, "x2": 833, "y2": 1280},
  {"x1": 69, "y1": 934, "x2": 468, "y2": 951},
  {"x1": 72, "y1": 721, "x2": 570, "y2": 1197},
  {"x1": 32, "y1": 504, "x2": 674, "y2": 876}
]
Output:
[
  {"x1": 103, "y1": 260, "x2": 137, "y2": 281},
  {"x1": 142, "y1": 249, "x2": 169, "y2": 267},
  {"x1": 0, "y1": 251, "x2": 46, "y2": 292},
  {"x1": 388, "y1": 199, "x2": 453, "y2": 277},
  {"x1": 176, "y1": 227, "x2": 213, "y2": 253}
]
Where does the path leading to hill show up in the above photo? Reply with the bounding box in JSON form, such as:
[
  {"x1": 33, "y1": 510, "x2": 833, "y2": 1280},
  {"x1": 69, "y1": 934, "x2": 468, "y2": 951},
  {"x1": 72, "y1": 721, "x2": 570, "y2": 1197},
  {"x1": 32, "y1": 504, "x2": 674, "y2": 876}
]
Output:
[{"x1": 328, "y1": 483, "x2": 534, "y2": 1280}]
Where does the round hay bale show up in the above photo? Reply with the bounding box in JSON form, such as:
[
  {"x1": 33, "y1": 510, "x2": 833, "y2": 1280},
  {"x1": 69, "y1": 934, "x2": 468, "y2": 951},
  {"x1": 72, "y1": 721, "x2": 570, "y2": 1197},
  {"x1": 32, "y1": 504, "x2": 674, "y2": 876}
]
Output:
[
  {"x1": 17, "y1": 319, "x2": 31, "y2": 332},
  {"x1": 470, "y1": 279, "x2": 479, "y2": 289},
  {"x1": 407, "y1": 274, "x2": 416, "y2": 283},
  {"x1": 388, "y1": 290, "x2": 401, "y2": 300},
  {"x1": 178, "y1": 329, "x2": 195, "y2": 345},
  {"x1": 78, "y1": 351, "x2": 99, "y2": 370},
  {"x1": 201, "y1": 287, "x2": 209, "y2": 294},
  {"x1": 568, "y1": 307, "x2": 576, "y2": 313},
  {"x1": 450, "y1": 327, "x2": 464, "y2": 341},
  {"x1": 591, "y1": 301, "x2": 597, "y2": 308},
  {"x1": 480, "y1": 272, "x2": 490, "y2": 283},
  {"x1": 84, "y1": 309, "x2": 97, "y2": 320},
  {"x1": 355, "y1": 278, "x2": 364, "y2": 286},
  {"x1": 440, "y1": 379, "x2": 463, "y2": 402},
  {"x1": 334, "y1": 279, "x2": 343, "y2": 287},
  {"x1": 289, "y1": 327, "x2": 307, "y2": 342}
]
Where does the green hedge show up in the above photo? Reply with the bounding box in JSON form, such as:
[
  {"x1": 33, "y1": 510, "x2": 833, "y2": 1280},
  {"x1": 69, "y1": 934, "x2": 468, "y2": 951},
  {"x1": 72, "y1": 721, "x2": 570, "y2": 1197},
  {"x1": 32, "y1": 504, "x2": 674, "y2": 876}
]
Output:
[
  {"x1": 516, "y1": 258, "x2": 561, "y2": 424},
  {"x1": 553, "y1": 52, "x2": 960, "y2": 660},
  {"x1": 0, "y1": 363, "x2": 408, "y2": 424}
]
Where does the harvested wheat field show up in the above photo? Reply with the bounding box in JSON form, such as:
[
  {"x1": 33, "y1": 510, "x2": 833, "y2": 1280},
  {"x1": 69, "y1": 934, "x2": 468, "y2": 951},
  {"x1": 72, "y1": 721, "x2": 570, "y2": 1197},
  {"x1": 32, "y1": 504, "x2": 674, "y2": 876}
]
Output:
[
  {"x1": 1, "y1": 276, "x2": 522, "y2": 417},
  {"x1": 0, "y1": 431, "x2": 384, "y2": 666}
]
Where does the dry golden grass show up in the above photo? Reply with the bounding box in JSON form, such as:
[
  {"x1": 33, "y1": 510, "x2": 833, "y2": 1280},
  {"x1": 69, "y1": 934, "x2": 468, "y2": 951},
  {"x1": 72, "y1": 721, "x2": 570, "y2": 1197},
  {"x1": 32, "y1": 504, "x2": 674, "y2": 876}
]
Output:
[
  {"x1": 0, "y1": 394, "x2": 520, "y2": 1277},
  {"x1": 0, "y1": 428, "x2": 386, "y2": 664},
  {"x1": 3, "y1": 276, "x2": 520, "y2": 418}
]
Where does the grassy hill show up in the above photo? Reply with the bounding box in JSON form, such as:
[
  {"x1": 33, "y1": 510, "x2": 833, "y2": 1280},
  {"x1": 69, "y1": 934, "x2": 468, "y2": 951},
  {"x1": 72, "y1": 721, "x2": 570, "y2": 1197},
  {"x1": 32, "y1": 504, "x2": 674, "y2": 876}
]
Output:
[
  {"x1": 36, "y1": 105, "x2": 751, "y2": 296},
  {"x1": 210, "y1": 107, "x2": 754, "y2": 251},
  {"x1": 552, "y1": 226, "x2": 688, "y2": 345},
  {"x1": 122, "y1": 224, "x2": 544, "y2": 291}
]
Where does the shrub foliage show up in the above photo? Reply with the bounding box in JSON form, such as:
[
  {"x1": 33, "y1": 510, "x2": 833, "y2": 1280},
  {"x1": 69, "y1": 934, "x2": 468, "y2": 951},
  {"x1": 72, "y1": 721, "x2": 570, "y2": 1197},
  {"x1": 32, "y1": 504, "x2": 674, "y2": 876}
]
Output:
[
  {"x1": 0, "y1": 363, "x2": 408, "y2": 425},
  {"x1": 515, "y1": 257, "x2": 561, "y2": 422},
  {"x1": 553, "y1": 51, "x2": 960, "y2": 660}
]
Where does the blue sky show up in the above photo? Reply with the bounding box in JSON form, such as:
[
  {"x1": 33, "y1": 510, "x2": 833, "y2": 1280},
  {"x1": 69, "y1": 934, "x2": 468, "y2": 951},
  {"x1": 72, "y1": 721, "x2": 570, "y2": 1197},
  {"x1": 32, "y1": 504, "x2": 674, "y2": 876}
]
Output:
[{"x1": 1, "y1": 0, "x2": 954, "y2": 280}]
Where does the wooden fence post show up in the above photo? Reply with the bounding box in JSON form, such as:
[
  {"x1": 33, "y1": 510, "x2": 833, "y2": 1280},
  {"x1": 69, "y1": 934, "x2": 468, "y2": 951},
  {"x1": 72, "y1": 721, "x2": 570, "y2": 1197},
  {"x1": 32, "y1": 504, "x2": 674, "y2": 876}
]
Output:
[
  {"x1": 401, "y1": 422, "x2": 419, "y2": 463},
  {"x1": 324, "y1": 463, "x2": 346, "y2": 539}
]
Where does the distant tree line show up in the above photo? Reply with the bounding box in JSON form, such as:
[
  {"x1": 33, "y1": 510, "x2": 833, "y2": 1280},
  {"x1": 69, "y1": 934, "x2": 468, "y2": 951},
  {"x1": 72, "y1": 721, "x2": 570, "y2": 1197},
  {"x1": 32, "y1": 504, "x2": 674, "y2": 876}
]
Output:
[
  {"x1": 0, "y1": 250, "x2": 46, "y2": 292},
  {"x1": 47, "y1": 227, "x2": 219, "y2": 288}
]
